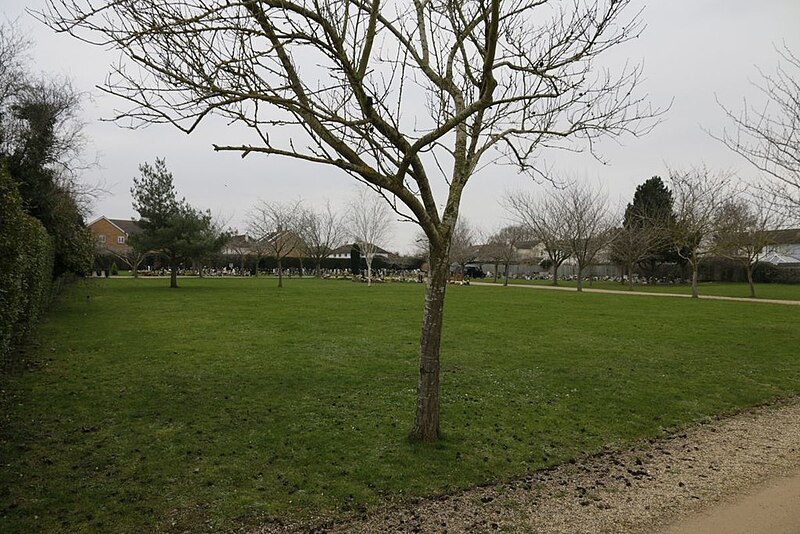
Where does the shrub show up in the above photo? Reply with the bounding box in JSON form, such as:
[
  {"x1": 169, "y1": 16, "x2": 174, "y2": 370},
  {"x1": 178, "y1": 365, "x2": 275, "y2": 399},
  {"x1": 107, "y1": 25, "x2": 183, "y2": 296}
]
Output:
[
  {"x1": 110, "y1": 262, "x2": 119, "y2": 276},
  {"x1": 0, "y1": 169, "x2": 54, "y2": 361}
]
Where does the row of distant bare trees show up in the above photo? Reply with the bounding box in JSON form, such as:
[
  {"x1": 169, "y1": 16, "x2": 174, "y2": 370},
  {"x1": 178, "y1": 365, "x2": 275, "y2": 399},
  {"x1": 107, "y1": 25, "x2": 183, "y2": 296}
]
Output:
[
  {"x1": 502, "y1": 169, "x2": 787, "y2": 299},
  {"x1": 242, "y1": 188, "x2": 393, "y2": 287}
]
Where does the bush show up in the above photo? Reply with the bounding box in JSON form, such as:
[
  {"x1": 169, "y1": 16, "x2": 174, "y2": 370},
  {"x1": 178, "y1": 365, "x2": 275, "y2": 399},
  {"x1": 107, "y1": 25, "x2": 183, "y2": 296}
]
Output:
[
  {"x1": 0, "y1": 169, "x2": 54, "y2": 361},
  {"x1": 110, "y1": 262, "x2": 119, "y2": 276},
  {"x1": 753, "y1": 262, "x2": 800, "y2": 284}
]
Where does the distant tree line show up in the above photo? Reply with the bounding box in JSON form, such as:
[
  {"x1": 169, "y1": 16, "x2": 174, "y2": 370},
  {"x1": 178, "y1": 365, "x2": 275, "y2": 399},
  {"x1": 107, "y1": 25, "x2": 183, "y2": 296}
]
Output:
[{"x1": 501, "y1": 170, "x2": 788, "y2": 298}]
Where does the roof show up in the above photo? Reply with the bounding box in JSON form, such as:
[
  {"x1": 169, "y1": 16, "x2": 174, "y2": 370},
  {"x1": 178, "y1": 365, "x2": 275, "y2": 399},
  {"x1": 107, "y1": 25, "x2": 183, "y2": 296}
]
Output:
[
  {"x1": 761, "y1": 251, "x2": 800, "y2": 266},
  {"x1": 109, "y1": 219, "x2": 143, "y2": 235},
  {"x1": 88, "y1": 216, "x2": 142, "y2": 235},
  {"x1": 330, "y1": 243, "x2": 390, "y2": 255}
]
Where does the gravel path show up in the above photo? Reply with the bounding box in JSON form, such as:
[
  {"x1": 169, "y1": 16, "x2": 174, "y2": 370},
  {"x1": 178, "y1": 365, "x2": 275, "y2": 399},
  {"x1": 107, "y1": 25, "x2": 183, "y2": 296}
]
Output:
[
  {"x1": 470, "y1": 281, "x2": 800, "y2": 306},
  {"x1": 259, "y1": 398, "x2": 800, "y2": 533}
]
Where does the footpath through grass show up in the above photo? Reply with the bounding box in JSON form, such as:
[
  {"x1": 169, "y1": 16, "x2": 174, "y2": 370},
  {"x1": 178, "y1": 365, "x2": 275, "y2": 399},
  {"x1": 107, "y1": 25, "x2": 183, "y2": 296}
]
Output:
[
  {"x1": 1, "y1": 277, "x2": 798, "y2": 532},
  {"x1": 495, "y1": 278, "x2": 800, "y2": 300}
]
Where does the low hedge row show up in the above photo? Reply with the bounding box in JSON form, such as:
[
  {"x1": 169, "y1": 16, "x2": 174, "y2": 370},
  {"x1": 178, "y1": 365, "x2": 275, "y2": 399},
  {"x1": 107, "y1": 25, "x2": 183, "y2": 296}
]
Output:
[{"x1": 0, "y1": 169, "x2": 54, "y2": 360}]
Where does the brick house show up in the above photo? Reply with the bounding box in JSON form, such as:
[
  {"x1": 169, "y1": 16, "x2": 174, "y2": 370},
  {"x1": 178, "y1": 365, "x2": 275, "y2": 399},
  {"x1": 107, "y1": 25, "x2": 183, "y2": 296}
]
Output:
[{"x1": 87, "y1": 217, "x2": 142, "y2": 256}]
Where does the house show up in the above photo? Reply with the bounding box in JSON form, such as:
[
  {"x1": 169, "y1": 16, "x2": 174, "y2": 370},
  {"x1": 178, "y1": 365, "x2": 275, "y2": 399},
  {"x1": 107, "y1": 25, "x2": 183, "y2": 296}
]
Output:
[
  {"x1": 762, "y1": 228, "x2": 800, "y2": 264},
  {"x1": 87, "y1": 217, "x2": 142, "y2": 256},
  {"x1": 329, "y1": 243, "x2": 390, "y2": 260}
]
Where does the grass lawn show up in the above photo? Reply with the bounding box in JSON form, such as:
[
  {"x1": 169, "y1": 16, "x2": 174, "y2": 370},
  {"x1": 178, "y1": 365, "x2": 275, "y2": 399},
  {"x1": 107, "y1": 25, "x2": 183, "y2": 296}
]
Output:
[
  {"x1": 494, "y1": 278, "x2": 800, "y2": 300},
  {"x1": 1, "y1": 277, "x2": 799, "y2": 532}
]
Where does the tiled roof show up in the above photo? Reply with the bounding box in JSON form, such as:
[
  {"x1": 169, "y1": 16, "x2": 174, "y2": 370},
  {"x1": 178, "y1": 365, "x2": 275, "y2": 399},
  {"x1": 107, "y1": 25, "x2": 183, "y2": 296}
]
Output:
[{"x1": 108, "y1": 219, "x2": 143, "y2": 235}]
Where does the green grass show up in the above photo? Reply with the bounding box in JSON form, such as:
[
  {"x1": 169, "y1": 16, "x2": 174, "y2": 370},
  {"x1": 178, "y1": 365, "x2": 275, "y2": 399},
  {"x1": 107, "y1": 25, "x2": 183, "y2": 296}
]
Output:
[
  {"x1": 493, "y1": 278, "x2": 800, "y2": 300},
  {"x1": 1, "y1": 277, "x2": 799, "y2": 532}
]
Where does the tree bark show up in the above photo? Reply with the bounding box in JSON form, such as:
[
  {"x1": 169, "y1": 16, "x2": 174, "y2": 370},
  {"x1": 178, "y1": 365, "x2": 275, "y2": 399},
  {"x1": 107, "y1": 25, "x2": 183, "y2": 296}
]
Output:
[
  {"x1": 627, "y1": 262, "x2": 635, "y2": 290},
  {"x1": 576, "y1": 265, "x2": 584, "y2": 292},
  {"x1": 410, "y1": 248, "x2": 449, "y2": 442},
  {"x1": 170, "y1": 261, "x2": 178, "y2": 288},
  {"x1": 493, "y1": 261, "x2": 499, "y2": 283},
  {"x1": 691, "y1": 263, "x2": 699, "y2": 298},
  {"x1": 503, "y1": 261, "x2": 509, "y2": 286},
  {"x1": 277, "y1": 258, "x2": 283, "y2": 287},
  {"x1": 551, "y1": 262, "x2": 559, "y2": 286}
]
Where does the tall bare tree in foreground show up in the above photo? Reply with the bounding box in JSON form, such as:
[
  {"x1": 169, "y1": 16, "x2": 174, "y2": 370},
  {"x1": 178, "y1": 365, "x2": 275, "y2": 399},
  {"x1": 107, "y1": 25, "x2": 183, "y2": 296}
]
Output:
[
  {"x1": 561, "y1": 182, "x2": 614, "y2": 291},
  {"x1": 248, "y1": 200, "x2": 305, "y2": 287},
  {"x1": 348, "y1": 188, "x2": 393, "y2": 286},
  {"x1": 669, "y1": 168, "x2": 732, "y2": 298},
  {"x1": 716, "y1": 44, "x2": 800, "y2": 218},
  {"x1": 505, "y1": 189, "x2": 572, "y2": 286},
  {"x1": 44, "y1": 0, "x2": 658, "y2": 441}
]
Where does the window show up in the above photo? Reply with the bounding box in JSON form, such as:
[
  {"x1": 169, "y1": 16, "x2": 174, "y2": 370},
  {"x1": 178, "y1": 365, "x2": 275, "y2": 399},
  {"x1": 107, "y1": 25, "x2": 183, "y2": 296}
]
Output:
[
  {"x1": 117, "y1": 236, "x2": 125, "y2": 244},
  {"x1": 98, "y1": 234, "x2": 106, "y2": 243}
]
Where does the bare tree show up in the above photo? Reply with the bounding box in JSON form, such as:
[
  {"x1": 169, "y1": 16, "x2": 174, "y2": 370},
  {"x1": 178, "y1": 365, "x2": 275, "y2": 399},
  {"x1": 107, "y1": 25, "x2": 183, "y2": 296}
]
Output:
[
  {"x1": 301, "y1": 202, "x2": 346, "y2": 277},
  {"x1": 669, "y1": 167, "x2": 733, "y2": 298},
  {"x1": 100, "y1": 242, "x2": 149, "y2": 278},
  {"x1": 609, "y1": 223, "x2": 668, "y2": 290},
  {"x1": 449, "y1": 219, "x2": 480, "y2": 276},
  {"x1": 715, "y1": 44, "x2": 800, "y2": 218},
  {"x1": 561, "y1": 182, "x2": 614, "y2": 291},
  {"x1": 224, "y1": 233, "x2": 252, "y2": 272},
  {"x1": 348, "y1": 188, "x2": 392, "y2": 286},
  {"x1": 714, "y1": 192, "x2": 780, "y2": 298},
  {"x1": 505, "y1": 189, "x2": 572, "y2": 286},
  {"x1": 248, "y1": 199, "x2": 305, "y2": 287},
  {"x1": 487, "y1": 225, "x2": 529, "y2": 286},
  {"x1": 43, "y1": 0, "x2": 659, "y2": 442}
]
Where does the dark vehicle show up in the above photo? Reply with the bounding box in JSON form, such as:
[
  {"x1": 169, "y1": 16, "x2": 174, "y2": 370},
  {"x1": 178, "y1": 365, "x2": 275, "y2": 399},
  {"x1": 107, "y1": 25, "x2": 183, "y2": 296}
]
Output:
[{"x1": 463, "y1": 266, "x2": 486, "y2": 279}]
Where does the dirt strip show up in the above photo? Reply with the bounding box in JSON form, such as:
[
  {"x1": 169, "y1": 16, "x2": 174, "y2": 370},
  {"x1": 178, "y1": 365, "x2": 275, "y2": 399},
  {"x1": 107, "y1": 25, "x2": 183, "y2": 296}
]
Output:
[{"x1": 257, "y1": 398, "x2": 800, "y2": 533}]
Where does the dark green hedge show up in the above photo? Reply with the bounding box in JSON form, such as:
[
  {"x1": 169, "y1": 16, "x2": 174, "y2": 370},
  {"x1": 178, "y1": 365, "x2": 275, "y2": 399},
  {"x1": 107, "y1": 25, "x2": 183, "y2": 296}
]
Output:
[{"x1": 0, "y1": 169, "x2": 54, "y2": 360}]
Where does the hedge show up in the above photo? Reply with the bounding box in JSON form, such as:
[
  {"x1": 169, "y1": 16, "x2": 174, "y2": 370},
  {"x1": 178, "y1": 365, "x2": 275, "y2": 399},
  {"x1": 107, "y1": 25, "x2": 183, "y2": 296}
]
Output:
[{"x1": 0, "y1": 169, "x2": 54, "y2": 361}]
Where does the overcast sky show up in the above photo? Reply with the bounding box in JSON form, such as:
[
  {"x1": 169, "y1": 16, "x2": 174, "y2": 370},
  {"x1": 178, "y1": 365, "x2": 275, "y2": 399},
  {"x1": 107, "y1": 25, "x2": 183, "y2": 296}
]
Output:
[{"x1": 2, "y1": 0, "x2": 799, "y2": 253}]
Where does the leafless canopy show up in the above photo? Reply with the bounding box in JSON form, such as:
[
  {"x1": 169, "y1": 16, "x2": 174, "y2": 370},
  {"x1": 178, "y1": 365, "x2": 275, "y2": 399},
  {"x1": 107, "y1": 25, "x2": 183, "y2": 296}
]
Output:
[
  {"x1": 42, "y1": 0, "x2": 658, "y2": 246},
  {"x1": 669, "y1": 167, "x2": 733, "y2": 296},
  {"x1": 248, "y1": 199, "x2": 306, "y2": 285},
  {"x1": 348, "y1": 187, "x2": 393, "y2": 284},
  {"x1": 504, "y1": 188, "x2": 572, "y2": 283},
  {"x1": 716, "y1": 44, "x2": 800, "y2": 217},
  {"x1": 300, "y1": 201, "x2": 347, "y2": 275},
  {"x1": 560, "y1": 181, "x2": 613, "y2": 289}
]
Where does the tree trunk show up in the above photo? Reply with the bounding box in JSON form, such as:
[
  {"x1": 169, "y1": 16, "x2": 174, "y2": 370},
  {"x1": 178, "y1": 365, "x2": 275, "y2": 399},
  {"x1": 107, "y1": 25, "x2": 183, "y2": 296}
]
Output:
[
  {"x1": 690, "y1": 263, "x2": 699, "y2": 298},
  {"x1": 277, "y1": 258, "x2": 283, "y2": 288},
  {"x1": 576, "y1": 265, "x2": 584, "y2": 292},
  {"x1": 503, "y1": 261, "x2": 509, "y2": 286},
  {"x1": 627, "y1": 262, "x2": 635, "y2": 291},
  {"x1": 316, "y1": 261, "x2": 322, "y2": 278},
  {"x1": 254, "y1": 255, "x2": 260, "y2": 277},
  {"x1": 410, "y1": 248, "x2": 449, "y2": 442},
  {"x1": 366, "y1": 257, "x2": 373, "y2": 286},
  {"x1": 493, "y1": 261, "x2": 499, "y2": 283},
  {"x1": 746, "y1": 264, "x2": 756, "y2": 298},
  {"x1": 170, "y1": 262, "x2": 178, "y2": 288},
  {"x1": 551, "y1": 262, "x2": 558, "y2": 286},
  {"x1": 299, "y1": 257, "x2": 304, "y2": 278},
  {"x1": 133, "y1": 258, "x2": 141, "y2": 278}
]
